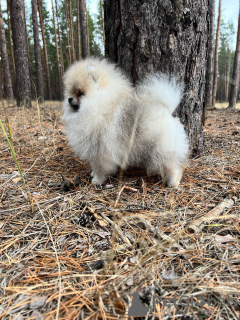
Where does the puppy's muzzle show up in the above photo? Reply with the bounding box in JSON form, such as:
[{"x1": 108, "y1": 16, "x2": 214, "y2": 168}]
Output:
[{"x1": 68, "y1": 97, "x2": 80, "y2": 112}]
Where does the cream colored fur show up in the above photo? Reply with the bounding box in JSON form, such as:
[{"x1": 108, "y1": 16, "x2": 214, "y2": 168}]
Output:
[{"x1": 62, "y1": 58, "x2": 189, "y2": 186}]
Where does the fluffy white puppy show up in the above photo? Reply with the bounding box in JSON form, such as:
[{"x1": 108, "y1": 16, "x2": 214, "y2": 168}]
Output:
[{"x1": 62, "y1": 58, "x2": 189, "y2": 186}]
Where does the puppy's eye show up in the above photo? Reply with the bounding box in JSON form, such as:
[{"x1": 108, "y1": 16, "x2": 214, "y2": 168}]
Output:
[{"x1": 77, "y1": 91, "x2": 84, "y2": 98}]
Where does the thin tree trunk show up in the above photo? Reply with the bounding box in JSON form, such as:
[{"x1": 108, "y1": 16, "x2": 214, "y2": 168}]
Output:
[
  {"x1": 77, "y1": 0, "x2": 81, "y2": 59},
  {"x1": 55, "y1": 0, "x2": 64, "y2": 74},
  {"x1": 105, "y1": 0, "x2": 211, "y2": 155},
  {"x1": 205, "y1": 0, "x2": 215, "y2": 110},
  {"x1": 51, "y1": 0, "x2": 63, "y2": 100},
  {"x1": 7, "y1": 0, "x2": 15, "y2": 80},
  {"x1": 85, "y1": 2, "x2": 90, "y2": 56},
  {"x1": 228, "y1": 1, "x2": 240, "y2": 109},
  {"x1": 64, "y1": 0, "x2": 71, "y2": 65},
  {"x1": 99, "y1": 0, "x2": 105, "y2": 52},
  {"x1": 0, "y1": 1, "x2": 14, "y2": 102},
  {"x1": 68, "y1": 0, "x2": 76, "y2": 62},
  {"x1": 226, "y1": 49, "x2": 231, "y2": 100},
  {"x1": 79, "y1": 0, "x2": 87, "y2": 58},
  {"x1": 37, "y1": 0, "x2": 52, "y2": 100},
  {"x1": 23, "y1": 3, "x2": 32, "y2": 96},
  {"x1": 32, "y1": 0, "x2": 44, "y2": 103},
  {"x1": 10, "y1": 0, "x2": 32, "y2": 108},
  {"x1": 212, "y1": 0, "x2": 222, "y2": 107}
]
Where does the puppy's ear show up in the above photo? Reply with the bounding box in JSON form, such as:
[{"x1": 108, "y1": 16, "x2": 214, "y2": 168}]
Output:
[{"x1": 88, "y1": 64, "x2": 99, "y2": 83}]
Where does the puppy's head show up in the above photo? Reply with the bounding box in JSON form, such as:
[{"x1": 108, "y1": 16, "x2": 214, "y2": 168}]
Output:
[{"x1": 63, "y1": 59, "x2": 101, "y2": 113}]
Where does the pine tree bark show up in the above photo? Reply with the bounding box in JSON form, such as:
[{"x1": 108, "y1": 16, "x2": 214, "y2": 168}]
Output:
[
  {"x1": 37, "y1": 0, "x2": 52, "y2": 100},
  {"x1": 10, "y1": 0, "x2": 32, "y2": 108},
  {"x1": 228, "y1": 2, "x2": 240, "y2": 109},
  {"x1": 79, "y1": 0, "x2": 87, "y2": 58},
  {"x1": 212, "y1": 0, "x2": 221, "y2": 107},
  {"x1": 0, "y1": 1, "x2": 14, "y2": 102},
  {"x1": 205, "y1": 0, "x2": 215, "y2": 110},
  {"x1": 105, "y1": 0, "x2": 211, "y2": 154},
  {"x1": 32, "y1": 0, "x2": 44, "y2": 103}
]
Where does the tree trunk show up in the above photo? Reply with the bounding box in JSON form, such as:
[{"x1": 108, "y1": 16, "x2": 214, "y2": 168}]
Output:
[
  {"x1": 10, "y1": 0, "x2": 32, "y2": 108},
  {"x1": 55, "y1": 0, "x2": 64, "y2": 74},
  {"x1": 77, "y1": 0, "x2": 82, "y2": 59},
  {"x1": 99, "y1": 0, "x2": 105, "y2": 51},
  {"x1": 64, "y1": 0, "x2": 71, "y2": 65},
  {"x1": 79, "y1": 0, "x2": 87, "y2": 59},
  {"x1": 68, "y1": 0, "x2": 76, "y2": 62},
  {"x1": 104, "y1": 0, "x2": 210, "y2": 155},
  {"x1": 51, "y1": 0, "x2": 63, "y2": 100},
  {"x1": 32, "y1": 0, "x2": 44, "y2": 103},
  {"x1": 204, "y1": 0, "x2": 215, "y2": 111},
  {"x1": 212, "y1": 0, "x2": 222, "y2": 107},
  {"x1": 37, "y1": 0, "x2": 52, "y2": 100},
  {"x1": 228, "y1": 2, "x2": 240, "y2": 109},
  {"x1": 7, "y1": 0, "x2": 15, "y2": 81},
  {"x1": 85, "y1": 4, "x2": 90, "y2": 56},
  {"x1": 0, "y1": 1, "x2": 14, "y2": 102},
  {"x1": 226, "y1": 49, "x2": 231, "y2": 100}
]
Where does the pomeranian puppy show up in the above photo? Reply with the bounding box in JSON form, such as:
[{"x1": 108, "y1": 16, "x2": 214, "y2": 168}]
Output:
[{"x1": 62, "y1": 58, "x2": 189, "y2": 187}]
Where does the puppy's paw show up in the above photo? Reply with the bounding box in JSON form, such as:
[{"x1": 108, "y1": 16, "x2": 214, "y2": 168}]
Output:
[
  {"x1": 90, "y1": 171, "x2": 95, "y2": 178},
  {"x1": 92, "y1": 174, "x2": 106, "y2": 185}
]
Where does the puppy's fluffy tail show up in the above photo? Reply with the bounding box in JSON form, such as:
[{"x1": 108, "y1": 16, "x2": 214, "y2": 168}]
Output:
[{"x1": 138, "y1": 74, "x2": 184, "y2": 114}]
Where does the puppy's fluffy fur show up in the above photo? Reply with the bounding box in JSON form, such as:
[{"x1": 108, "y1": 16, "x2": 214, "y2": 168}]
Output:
[{"x1": 62, "y1": 58, "x2": 189, "y2": 186}]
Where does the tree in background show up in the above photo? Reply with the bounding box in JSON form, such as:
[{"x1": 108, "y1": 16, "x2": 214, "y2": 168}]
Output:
[
  {"x1": 0, "y1": 0, "x2": 14, "y2": 102},
  {"x1": 1, "y1": 0, "x2": 103, "y2": 102},
  {"x1": 51, "y1": 0, "x2": 63, "y2": 100},
  {"x1": 37, "y1": 0, "x2": 52, "y2": 100},
  {"x1": 6, "y1": 0, "x2": 15, "y2": 81},
  {"x1": 212, "y1": 0, "x2": 222, "y2": 107},
  {"x1": 32, "y1": 0, "x2": 44, "y2": 103},
  {"x1": 10, "y1": 0, "x2": 32, "y2": 108},
  {"x1": 205, "y1": 0, "x2": 215, "y2": 110},
  {"x1": 105, "y1": 0, "x2": 211, "y2": 155},
  {"x1": 228, "y1": 1, "x2": 240, "y2": 109},
  {"x1": 79, "y1": 0, "x2": 87, "y2": 58},
  {"x1": 217, "y1": 20, "x2": 235, "y2": 102}
]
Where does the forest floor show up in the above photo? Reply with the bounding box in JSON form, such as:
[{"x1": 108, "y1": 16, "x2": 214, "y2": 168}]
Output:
[{"x1": 0, "y1": 101, "x2": 239, "y2": 320}]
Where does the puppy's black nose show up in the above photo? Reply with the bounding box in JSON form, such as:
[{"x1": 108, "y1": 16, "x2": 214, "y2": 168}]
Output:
[{"x1": 68, "y1": 98, "x2": 73, "y2": 104}]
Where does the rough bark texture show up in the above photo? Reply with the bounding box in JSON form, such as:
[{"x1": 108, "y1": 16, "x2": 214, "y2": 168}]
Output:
[
  {"x1": 10, "y1": 0, "x2": 32, "y2": 108},
  {"x1": 37, "y1": 0, "x2": 52, "y2": 100},
  {"x1": 105, "y1": 0, "x2": 210, "y2": 155},
  {"x1": 79, "y1": 0, "x2": 87, "y2": 59},
  {"x1": 205, "y1": 0, "x2": 215, "y2": 111},
  {"x1": 32, "y1": 0, "x2": 44, "y2": 103},
  {"x1": 212, "y1": 0, "x2": 221, "y2": 107},
  {"x1": 228, "y1": 3, "x2": 240, "y2": 109},
  {"x1": 0, "y1": 1, "x2": 14, "y2": 101}
]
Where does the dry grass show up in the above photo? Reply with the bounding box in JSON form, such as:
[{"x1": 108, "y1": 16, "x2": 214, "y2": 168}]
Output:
[{"x1": 0, "y1": 101, "x2": 239, "y2": 320}]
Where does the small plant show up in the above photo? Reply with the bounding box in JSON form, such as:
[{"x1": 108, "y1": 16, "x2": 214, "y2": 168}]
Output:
[{"x1": 0, "y1": 118, "x2": 33, "y2": 210}]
